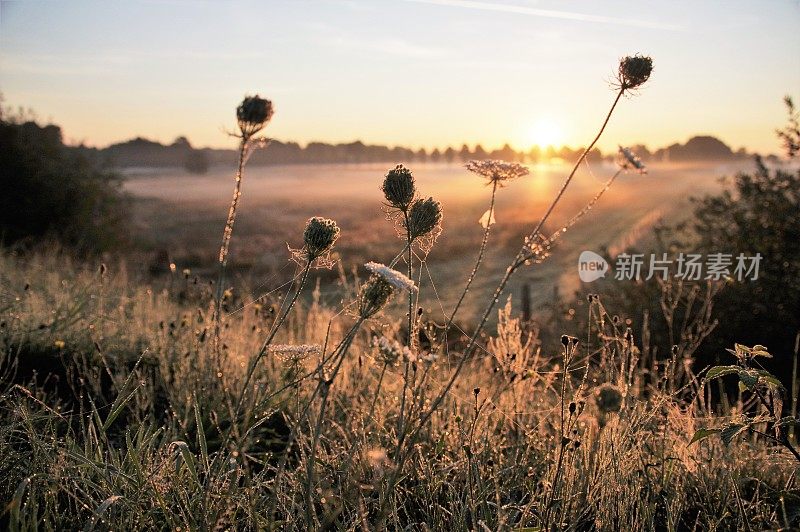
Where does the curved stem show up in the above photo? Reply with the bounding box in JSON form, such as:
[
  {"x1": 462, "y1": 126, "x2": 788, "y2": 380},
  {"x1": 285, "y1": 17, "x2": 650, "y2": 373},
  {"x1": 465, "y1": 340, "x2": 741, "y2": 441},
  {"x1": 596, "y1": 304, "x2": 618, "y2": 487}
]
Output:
[
  {"x1": 226, "y1": 261, "x2": 313, "y2": 446},
  {"x1": 397, "y1": 212, "x2": 414, "y2": 439},
  {"x1": 446, "y1": 179, "x2": 498, "y2": 329},
  {"x1": 527, "y1": 88, "x2": 624, "y2": 241},
  {"x1": 214, "y1": 138, "x2": 248, "y2": 359},
  {"x1": 382, "y1": 90, "x2": 629, "y2": 505},
  {"x1": 550, "y1": 168, "x2": 622, "y2": 243}
]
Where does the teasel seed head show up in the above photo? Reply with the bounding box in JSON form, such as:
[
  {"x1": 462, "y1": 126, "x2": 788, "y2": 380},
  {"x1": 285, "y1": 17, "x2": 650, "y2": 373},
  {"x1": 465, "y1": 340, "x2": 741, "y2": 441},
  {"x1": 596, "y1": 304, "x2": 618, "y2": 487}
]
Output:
[
  {"x1": 407, "y1": 197, "x2": 443, "y2": 240},
  {"x1": 236, "y1": 95, "x2": 274, "y2": 138},
  {"x1": 617, "y1": 55, "x2": 653, "y2": 91},
  {"x1": 303, "y1": 217, "x2": 340, "y2": 260},
  {"x1": 358, "y1": 275, "x2": 395, "y2": 318},
  {"x1": 382, "y1": 164, "x2": 416, "y2": 210}
]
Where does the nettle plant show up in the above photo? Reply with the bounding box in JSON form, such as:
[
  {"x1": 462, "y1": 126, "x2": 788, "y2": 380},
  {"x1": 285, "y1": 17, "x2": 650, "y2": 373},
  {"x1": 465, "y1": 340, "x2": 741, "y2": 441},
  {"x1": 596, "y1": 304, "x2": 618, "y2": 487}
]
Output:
[{"x1": 692, "y1": 343, "x2": 800, "y2": 461}]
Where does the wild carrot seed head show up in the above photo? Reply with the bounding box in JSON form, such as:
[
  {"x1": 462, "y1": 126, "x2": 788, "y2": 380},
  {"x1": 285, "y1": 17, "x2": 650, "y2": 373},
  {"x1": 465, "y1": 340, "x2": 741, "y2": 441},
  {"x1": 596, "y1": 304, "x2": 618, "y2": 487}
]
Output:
[
  {"x1": 364, "y1": 262, "x2": 417, "y2": 293},
  {"x1": 407, "y1": 197, "x2": 442, "y2": 240},
  {"x1": 617, "y1": 146, "x2": 647, "y2": 174},
  {"x1": 465, "y1": 159, "x2": 529, "y2": 186},
  {"x1": 382, "y1": 164, "x2": 416, "y2": 210},
  {"x1": 358, "y1": 275, "x2": 395, "y2": 318},
  {"x1": 617, "y1": 55, "x2": 653, "y2": 91},
  {"x1": 303, "y1": 217, "x2": 340, "y2": 260},
  {"x1": 236, "y1": 95, "x2": 274, "y2": 138}
]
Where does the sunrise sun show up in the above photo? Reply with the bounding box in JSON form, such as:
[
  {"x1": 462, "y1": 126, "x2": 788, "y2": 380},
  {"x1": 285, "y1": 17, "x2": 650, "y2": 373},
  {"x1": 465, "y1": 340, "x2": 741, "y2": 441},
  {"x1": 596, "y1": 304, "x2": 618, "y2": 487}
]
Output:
[{"x1": 527, "y1": 119, "x2": 564, "y2": 148}]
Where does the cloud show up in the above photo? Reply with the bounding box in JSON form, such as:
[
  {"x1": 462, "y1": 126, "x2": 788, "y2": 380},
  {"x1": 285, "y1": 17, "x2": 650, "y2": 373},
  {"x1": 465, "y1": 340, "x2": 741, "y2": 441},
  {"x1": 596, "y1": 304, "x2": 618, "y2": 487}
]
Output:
[{"x1": 402, "y1": 0, "x2": 684, "y2": 31}]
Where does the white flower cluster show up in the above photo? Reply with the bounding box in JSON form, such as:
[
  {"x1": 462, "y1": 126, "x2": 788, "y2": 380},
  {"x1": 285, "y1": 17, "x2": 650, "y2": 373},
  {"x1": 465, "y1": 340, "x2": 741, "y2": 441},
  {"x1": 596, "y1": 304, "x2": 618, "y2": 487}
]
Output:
[
  {"x1": 372, "y1": 335, "x2": 412, "y2": 364},
  {"x1": 365, "y1": 262, "x2": 418, "y2": 293},
  {"x1": 465, "y1": 159, "x2": 530, "y2": 184},
  {"x1": 268, "y1": 344, "x2": 322, "y2": 357}
]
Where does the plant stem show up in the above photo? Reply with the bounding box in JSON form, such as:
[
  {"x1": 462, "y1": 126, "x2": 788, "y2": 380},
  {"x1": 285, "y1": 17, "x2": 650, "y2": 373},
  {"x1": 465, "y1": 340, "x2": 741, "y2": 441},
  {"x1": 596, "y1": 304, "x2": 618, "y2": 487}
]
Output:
[
  {"x1": 381, "y1": 89, "x2": 628, "y2": 505},
  {"x1": 222, "y1": 261, "x2": 312, "y2": 451},
  {"x1": 214, "y1": 137, "x2": 248, "y2": 360},
  {"x1": 397, "y1": 211, "x2": 414, "y2": 441},
  {"x1": 446, "y1": 179, "x2": 498, "y2": 330}
]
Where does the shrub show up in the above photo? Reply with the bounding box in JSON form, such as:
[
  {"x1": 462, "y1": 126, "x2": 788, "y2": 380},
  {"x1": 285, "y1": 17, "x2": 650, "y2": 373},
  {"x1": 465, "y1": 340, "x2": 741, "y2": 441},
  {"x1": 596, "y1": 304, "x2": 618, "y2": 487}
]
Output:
[{"x1": 0, "y1": 116, "x2": 129, "y2": 253}]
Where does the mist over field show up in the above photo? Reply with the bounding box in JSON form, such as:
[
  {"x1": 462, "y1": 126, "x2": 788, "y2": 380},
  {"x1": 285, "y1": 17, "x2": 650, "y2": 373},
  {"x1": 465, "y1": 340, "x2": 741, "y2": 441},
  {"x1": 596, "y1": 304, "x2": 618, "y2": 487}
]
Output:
[{"x1": 125, "y1": 160, "x2": 736, "y2": 321}]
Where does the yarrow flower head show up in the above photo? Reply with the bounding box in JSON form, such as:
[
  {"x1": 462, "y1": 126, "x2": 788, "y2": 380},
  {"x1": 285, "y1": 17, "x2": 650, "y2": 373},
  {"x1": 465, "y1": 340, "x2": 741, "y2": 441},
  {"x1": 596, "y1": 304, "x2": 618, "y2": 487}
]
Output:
[
  {"x1": 382, "y1": 164, "x2": 416, "y2": 211},
  {"x1": 617, "y1": 55, "x2": 653, "y2": 91},
  {"x1": 364, "y1": 262, "x2": 418, "y2": 293},
  {"x1": 406, "y1": 197, "x2": 443, "y2": 240},
  {"x1": 617, "y1": 146, "x2": 647, "y2": 174},
  {"x1": 236, "y1": 95, "x2": 274, "y2": 139},
  {"x1": 303, "y1": 217, "x2": 340, "y2": 260},
  {"x1": 465, "y1": 159, "x2": 530, "y2": 186}
]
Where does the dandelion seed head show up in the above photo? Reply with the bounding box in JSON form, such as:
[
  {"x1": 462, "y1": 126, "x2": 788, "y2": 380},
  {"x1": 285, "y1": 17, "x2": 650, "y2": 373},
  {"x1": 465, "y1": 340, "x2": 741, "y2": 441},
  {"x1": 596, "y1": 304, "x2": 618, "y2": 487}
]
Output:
[{"x1": 465, "y1": 159, "x2": 529, "y2": 186}]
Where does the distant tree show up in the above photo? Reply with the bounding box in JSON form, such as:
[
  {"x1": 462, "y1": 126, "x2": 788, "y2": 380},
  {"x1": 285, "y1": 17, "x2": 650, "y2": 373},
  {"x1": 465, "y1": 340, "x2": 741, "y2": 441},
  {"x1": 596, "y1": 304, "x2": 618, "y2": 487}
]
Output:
[
  {"x1": 184, "y1": 149, "x2": 210, "y2": 174},
  {"x1": 430, "y1": 148, "x2": 442, "y2": 162},
  {"x1": 416, "y1": 148, "x2": 428, "y2": 162},
  {"x1": 777, "y1": 96, "x2": 800, "y2": 158},
  {"x1": 473, "y1": 144, "x2": 488, "y2": 159},
  {"x1": 443, "y1": 147, "x2": 456, "y2": 163},
  {"x1": 459, "y1": 144, "x2": 472, "y2": 161},
  {"x1": 0, "y1": 118, "x2": 129, "y2": 252}
]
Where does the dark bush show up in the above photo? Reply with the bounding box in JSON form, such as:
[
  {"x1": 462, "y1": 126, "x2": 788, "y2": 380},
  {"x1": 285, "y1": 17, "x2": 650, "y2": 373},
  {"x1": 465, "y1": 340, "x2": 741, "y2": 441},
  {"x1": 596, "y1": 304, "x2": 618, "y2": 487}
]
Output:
[{"x1": 0, "y1": 117, "x2": 129, "y2": 253}]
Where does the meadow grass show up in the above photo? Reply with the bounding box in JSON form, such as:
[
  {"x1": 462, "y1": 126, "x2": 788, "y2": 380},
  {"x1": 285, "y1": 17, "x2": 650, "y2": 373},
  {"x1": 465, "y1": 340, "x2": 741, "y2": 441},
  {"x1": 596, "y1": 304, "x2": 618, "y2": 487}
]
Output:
[
  {"x1": 2, "y1": 55, "x2": 799, "y2": 530},
  {"x1": 1, "y1": 251, "x2": 798, "y2": 530}
]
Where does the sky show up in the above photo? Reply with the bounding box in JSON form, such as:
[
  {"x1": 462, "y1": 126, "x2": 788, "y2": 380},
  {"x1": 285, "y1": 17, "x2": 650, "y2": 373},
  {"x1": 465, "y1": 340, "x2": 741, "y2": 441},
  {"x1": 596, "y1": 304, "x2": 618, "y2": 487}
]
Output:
[{"x1": 1, "y1": 0, "x2": 799, "y2": 154}]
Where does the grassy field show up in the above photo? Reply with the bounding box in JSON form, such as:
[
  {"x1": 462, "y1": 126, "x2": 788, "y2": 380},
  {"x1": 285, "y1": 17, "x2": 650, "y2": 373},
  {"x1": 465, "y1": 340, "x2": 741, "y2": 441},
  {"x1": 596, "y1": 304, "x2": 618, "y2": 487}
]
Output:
[
  {"x1": 1, "y1": 248, "x2": 797, "y2": 530},
  {"x1": 126, "y1": 160, "x2": 736, "y2": 324},
  {"x1": 2, "y1": 158, "x2": 798, "y2": 530}
]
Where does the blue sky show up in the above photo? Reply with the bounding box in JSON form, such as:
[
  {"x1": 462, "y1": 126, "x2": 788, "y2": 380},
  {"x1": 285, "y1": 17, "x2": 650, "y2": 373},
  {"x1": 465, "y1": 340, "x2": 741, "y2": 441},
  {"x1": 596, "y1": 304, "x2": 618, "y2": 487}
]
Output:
[{"x1": 1, "y1": 0, "x2": 798, "y2": 153}]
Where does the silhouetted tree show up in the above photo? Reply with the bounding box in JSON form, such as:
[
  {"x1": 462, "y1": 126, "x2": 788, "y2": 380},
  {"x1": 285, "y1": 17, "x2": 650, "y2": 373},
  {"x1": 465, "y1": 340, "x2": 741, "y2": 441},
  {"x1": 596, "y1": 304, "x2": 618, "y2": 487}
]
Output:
[{"x1": 0, "y1": 118, "x2": 129, "y2": 252}]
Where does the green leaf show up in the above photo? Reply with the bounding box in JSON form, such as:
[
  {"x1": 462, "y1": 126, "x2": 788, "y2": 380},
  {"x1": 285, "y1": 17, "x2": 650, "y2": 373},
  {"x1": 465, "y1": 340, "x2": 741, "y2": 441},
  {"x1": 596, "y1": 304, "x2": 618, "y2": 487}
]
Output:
[
  {"x1": 103, "y1": 353, "x2": 146, "y2": 432},
  {"x1": 171, "y1": 441, "x2": 199, "y2": 486},
  {"x1": 705, "y1": 365, "x2": 740, "y2": 381},
  {"x1": 8, "y1": 475, "x2": 33, "y2": 527},
  {"x1": 84, "y1": 495, "x2": 122, "y2": 532},
  {"x1": 738, "y1": 370, "x2": 759, "y2": 390},
  {"x1": 776, "y1": 416, "x2": 800, "y2": 428},
  {"x1": 720, "y1": 423, "x2": 747, "y2": 446},
  {"x1": 755, "y1": 370, "x2": 784, "y2": 390},
  {"x1": 690, "y1": 427, "x2": 721, "y2": 444},
  {"x1": 193, "y1": 398, "x2": 209, "y2": 471}
]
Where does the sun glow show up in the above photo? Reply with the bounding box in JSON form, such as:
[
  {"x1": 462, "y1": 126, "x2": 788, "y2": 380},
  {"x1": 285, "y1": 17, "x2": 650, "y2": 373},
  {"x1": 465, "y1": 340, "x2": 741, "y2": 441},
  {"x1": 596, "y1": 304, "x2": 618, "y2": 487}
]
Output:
[{"x1": 527, "y1": 119, "x2": 565, "y2": 148}]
